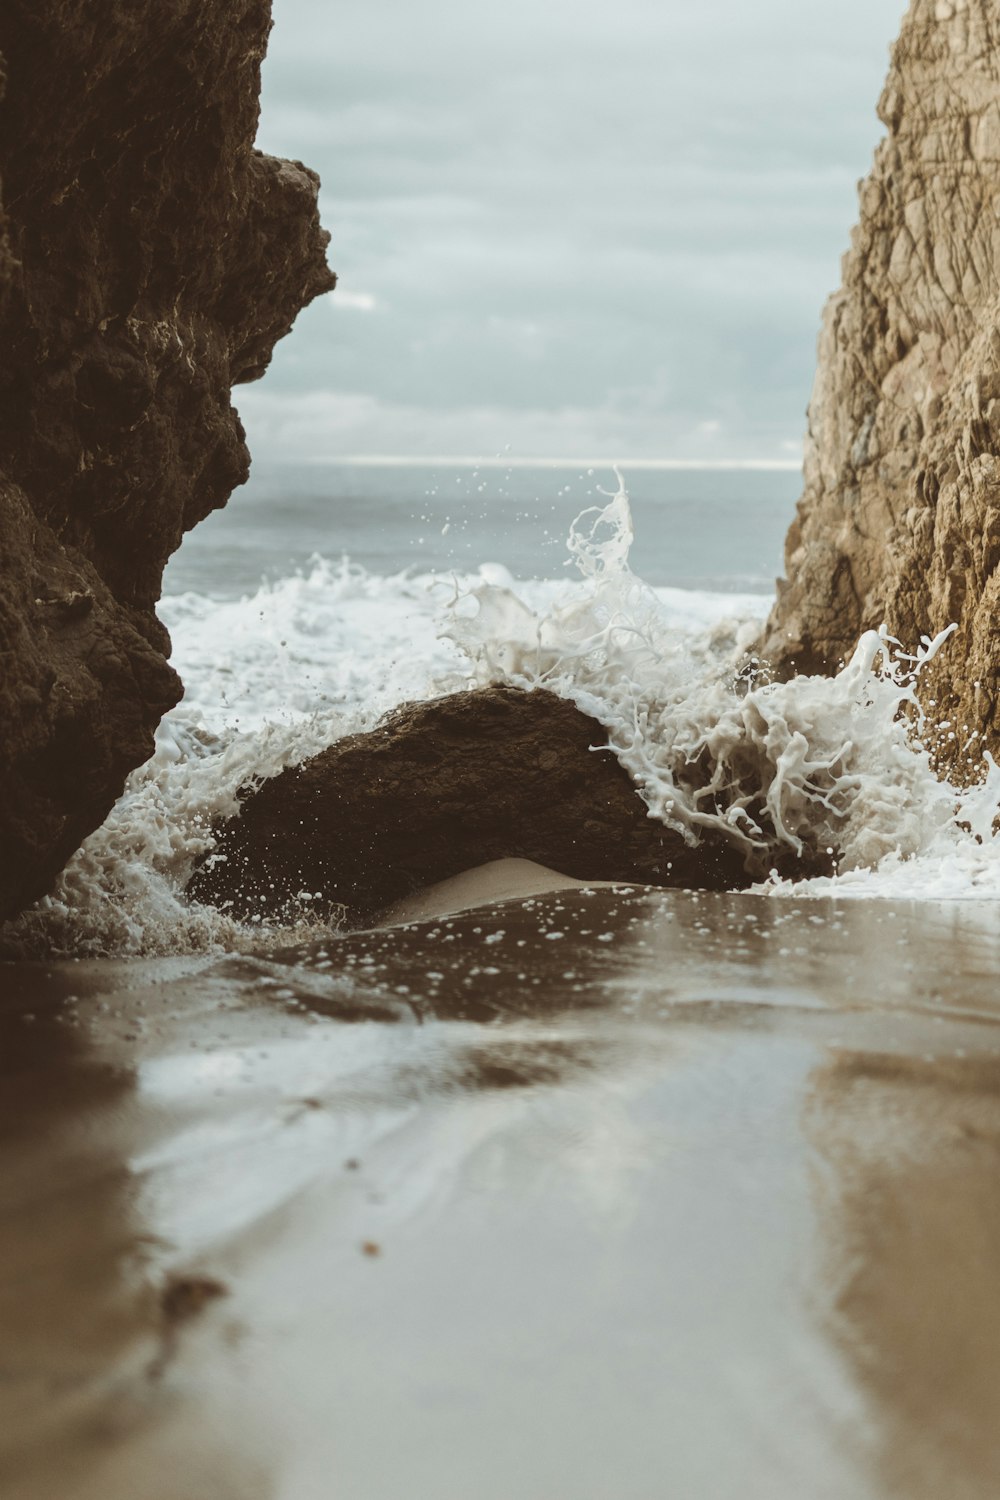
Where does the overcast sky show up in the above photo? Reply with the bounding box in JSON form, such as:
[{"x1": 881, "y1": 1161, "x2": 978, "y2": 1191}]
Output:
[{"x1": 241, "y1": 0, "x2": 908, "y2": 464}]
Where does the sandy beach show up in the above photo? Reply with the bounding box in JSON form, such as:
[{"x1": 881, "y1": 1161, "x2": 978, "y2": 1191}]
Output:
[{"x1": 3, "y1": 876, "x2": 1000, "y2": 1499}]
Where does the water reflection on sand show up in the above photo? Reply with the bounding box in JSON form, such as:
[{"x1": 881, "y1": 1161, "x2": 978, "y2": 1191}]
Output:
[
  {"x1": 807, "y1": 1046, "x2": 1000, "y2": 1500},
  {"x1": 2, "y1": 888, "x2": 1000, "y2": 1499}
]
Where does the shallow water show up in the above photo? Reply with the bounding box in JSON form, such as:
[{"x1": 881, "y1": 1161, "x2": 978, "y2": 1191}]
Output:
[{"x1": 4, "y1": 888, "x2": 1000, "y2": 1499}]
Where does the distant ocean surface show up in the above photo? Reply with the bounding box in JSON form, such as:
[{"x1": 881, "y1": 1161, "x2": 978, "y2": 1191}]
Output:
[{"x1": 163, "y1": 461, "x2": 800, "y2": 598}]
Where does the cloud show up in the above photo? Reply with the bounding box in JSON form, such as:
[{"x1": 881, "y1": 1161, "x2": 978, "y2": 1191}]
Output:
[
  {"x1": 236, "y1": 386, "x2": 806, "y2": 466},
  {"x1": 330, "y1": 289, "x2": 382, "y2": 312},
  {"x1": 253, "y1": 0, "x2": 908, "y2": 458}
]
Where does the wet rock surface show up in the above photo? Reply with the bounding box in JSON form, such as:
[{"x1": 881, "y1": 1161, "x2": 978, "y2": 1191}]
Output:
[
  {"x1": 189, "y1": 685, "x2": 757, "y2": 922},
  {"x1": 762, "y1": 0, "x2": 1000, "y2": 773},
  {"x1": 0, "y1": 0, "x2": 334, "y2": 919}
]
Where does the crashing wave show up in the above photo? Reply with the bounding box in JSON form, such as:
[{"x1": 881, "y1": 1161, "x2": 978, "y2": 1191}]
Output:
[
  {"x1": 4, "y1": 473, "x2": 1000, "y2": 959},
  {"x1": 445, "y1": 471, "x2": 1000, "y2": 895}
]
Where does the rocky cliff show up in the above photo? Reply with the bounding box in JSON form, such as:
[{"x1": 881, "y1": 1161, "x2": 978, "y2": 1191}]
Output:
[
  {"x1": 0, "y1": 1, "x2": 334, "y2": 919},
  {"x1": 762, "y1": 0, "x2": 1000, "y2": 775}
]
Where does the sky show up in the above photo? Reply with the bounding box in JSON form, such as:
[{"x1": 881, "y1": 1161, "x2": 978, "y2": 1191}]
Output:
[{"x1": 241, "y1": 0, "x2": 908, "y2": 466}]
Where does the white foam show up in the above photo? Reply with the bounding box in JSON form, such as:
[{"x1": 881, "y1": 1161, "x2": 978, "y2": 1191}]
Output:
[
  {"x1": 6, "y1": 476, "x2": 998, "y2": 957},
  {"x1": 444, "y1": 472, "x2": 1000, "y2": 898},
  {"x1": 5, "y1": 561, "x2": 465, "y2": 955},
  {"x1": 4, "y1": 545, "x2": 763, "y2": 955}
]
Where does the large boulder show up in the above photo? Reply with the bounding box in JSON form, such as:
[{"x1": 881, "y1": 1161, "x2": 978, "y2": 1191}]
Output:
[
  {"x1": 188, "y1": 686, "x2": 758, "y2": 923},
  {"x1": 0, "y1": 0, "x2": 334, "y2": 919},
  {"x1": 761, "y1": 0, "x2": 1000, "y2": 775}
]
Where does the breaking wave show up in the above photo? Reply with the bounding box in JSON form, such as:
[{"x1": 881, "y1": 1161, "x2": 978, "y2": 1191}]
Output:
[
  {"x1": 4, "y1": 473, "x2": 1000, "y2": 958},
  {"x1": 447, "y1": 473, "x2": 1000, "y2": 897}
]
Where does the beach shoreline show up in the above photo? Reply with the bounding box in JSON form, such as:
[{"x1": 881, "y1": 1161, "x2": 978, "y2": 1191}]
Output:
[{"x1": 4, "y1": 884, "x2": 1000, "y2": 1498}]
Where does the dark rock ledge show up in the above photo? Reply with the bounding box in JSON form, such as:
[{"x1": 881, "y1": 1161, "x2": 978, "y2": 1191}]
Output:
[
  {"x1": 188, "y1": 686, "x2": 759, "y2": 925},
  {"x1": 0, "y1": 0, "x2": 334, "y2": 919}
]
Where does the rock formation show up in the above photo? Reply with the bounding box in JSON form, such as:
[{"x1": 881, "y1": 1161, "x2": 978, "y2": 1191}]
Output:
[
  {"x1": 189, "y1": 686, "x2": 759, "y2": 923},
  {"x1": 0, "y1": 0, "x2": 334, "y2": 919},
  {"x1": 761, "y1": 0, "x2": 1000, "y2": 774}
]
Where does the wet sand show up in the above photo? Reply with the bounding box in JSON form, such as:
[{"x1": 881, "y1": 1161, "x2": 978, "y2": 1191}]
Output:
[
  {"x1": 3, "y1": 884, "x2": 1000, "y2": 1498},
  {"x1": 377, "y1": 855, "x2": 610, "y2": 924}
]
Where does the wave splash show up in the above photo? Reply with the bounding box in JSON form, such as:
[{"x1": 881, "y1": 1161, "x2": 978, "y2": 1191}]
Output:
[
  {"x1": 4, "y1": 475, "x2": 1000, "y2": 958},
  {"x1": 445, "y1": 471, "x2": 1000, "y2": 897},
  {"x1": 2, "y1": 561, "x2": 477, "y2": 958}
]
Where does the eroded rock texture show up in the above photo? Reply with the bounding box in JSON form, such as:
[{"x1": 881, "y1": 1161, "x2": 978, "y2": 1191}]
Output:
[
  {"x1": 762, "y1": 0, "x2": 1000, "y2": 772},
  {"x1": 189, "y1": 686, "x2": 757, "y2": 924},
  {"x1": 0, "y1": 1, "x2": 334, "y2": 918}
]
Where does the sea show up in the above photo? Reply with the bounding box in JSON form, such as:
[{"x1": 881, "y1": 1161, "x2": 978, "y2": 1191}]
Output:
[
  {"x1": 6, "y1": 459, "x2": 1000, "y2": 1498},
  {"x1": 163, "y1": 459, "x2": 797, "y2": 601},
  {"x1": 5, "y1": 456, "x2": 1000, "y2": 957}
]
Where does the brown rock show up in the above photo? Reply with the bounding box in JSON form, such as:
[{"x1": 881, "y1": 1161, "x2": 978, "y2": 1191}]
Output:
[
  {"x1": 188, "y1": 686, "x2": 756, "y2": 923},
  {"x1": 0, "y1": 0, "x2": 335, "y2": 919},
  {"x1": 761, "y1": 0, "x2": 1000, "y2": 773}
]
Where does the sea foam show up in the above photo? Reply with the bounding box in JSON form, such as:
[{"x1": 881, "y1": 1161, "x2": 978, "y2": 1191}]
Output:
[
  {"x1": 4, "y1": 475, "x2": 1000, "y2": 957},
  {"x1": 446, "y1": 473, "x2": 1000, "y2": 899}
]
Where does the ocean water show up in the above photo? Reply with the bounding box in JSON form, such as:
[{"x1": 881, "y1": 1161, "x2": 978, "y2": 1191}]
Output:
[
  {"x1": 163, "y1": 460, "x2": 798, "y2": 598},
  {"x1": 5, "y1": 458, "x2": 1000, "y2": 957}
]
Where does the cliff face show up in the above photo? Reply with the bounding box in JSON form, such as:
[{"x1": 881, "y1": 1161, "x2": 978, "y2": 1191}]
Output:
[
  {"x1": 762, "y1": 0, "x2": 1000, "y2": 770},
  {"x1": 0, "y1": 0, "x2": 334, "y2": 918}
]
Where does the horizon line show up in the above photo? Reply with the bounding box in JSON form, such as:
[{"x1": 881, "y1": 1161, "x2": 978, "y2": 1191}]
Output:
[{"x1": 295, "y1": 455, "x2": 803, "y2": 473}]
